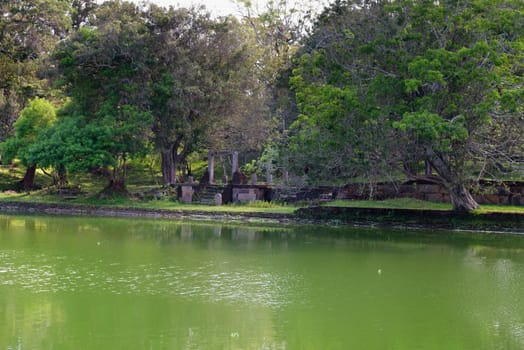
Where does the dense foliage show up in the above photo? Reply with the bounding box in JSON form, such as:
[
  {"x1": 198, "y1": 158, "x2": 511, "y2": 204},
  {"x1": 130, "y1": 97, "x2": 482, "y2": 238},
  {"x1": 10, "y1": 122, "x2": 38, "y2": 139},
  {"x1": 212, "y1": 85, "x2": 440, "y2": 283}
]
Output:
[
  {"x1": 1, "y1": 97, "x2": 57, "y2": 189},
  {"x1": 284, "y1": 0, "x2": 524, "y2": 211},
  {"x1": 0, "y1": 0, "x2": 70, "y2": 139},
  {"x1": 1, "y1": 0, "x2": 275, "y2": 190},
  {"x1": 0, "y1": 0, "x2": 522, "y2": 212}
]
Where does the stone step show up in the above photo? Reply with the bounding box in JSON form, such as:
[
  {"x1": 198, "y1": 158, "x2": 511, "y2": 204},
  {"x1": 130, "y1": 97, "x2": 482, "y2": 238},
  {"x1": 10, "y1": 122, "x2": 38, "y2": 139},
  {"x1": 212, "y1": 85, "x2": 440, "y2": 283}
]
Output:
[{"x1": 194, "y1": 185, "x2": 225, "y2": 205}]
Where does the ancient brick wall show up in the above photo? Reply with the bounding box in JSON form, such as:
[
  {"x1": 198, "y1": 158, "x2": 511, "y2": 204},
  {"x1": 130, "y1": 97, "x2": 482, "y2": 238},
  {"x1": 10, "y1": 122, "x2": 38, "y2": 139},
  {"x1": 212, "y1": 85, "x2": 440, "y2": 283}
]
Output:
[
  {"x1": 336, "y1": 181, "x2": 524, "y2": 205},
  {"x1": 179, "y1": 181, "x2": 524, "y2": 205}
]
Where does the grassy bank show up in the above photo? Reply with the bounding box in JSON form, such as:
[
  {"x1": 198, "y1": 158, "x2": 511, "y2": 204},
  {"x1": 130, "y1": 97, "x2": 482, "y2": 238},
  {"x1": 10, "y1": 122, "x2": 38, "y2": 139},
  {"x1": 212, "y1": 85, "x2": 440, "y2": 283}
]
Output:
[
  {"x1": 1, "y1": 190, "x2": 523, "y2": 216},
  {"x1": 1, "y1": 164, "x2": 523, "y2": 230},
  {"x1": 324, "y1": 198, "x2": 524, "y2": 214},
  {"x1": 1, "y1": 192, "x2": 523, "y2": 232},
  {"x1": 0, "y1": 190, "x2": 297, "y2": 214}
]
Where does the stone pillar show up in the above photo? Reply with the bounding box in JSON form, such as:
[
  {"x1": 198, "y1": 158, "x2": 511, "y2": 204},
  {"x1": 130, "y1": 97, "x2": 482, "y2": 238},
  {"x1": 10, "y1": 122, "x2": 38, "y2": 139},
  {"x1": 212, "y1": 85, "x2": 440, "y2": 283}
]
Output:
[
  {"x1": 208, "y1": 151, "x2": 215, "y2": 184},
  {"x1": 232, "y1": 151, "x2": 239, "y2": 174},
  {"x1": 266, "y1": 159, "x2": 272, "y2": 184},
  {"x1": 214, "y1": 193, "x2": 222, "y2": 206},
  {"x1": 181, "y1": 185, "x2": 194, "y2": 204},
  {"x1": 250, "y1": 173, "x2": 257, "y2": 185},
  {"x1": 283, "y1": 170, "x2": 289, "y2": 183}
]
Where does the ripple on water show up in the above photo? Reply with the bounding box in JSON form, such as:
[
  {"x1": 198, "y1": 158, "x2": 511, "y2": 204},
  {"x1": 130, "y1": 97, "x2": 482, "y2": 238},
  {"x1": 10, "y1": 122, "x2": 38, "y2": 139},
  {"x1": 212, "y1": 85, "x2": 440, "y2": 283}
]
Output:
[{"x1": 0, "y1": 250, "x2": 305, "y2": 308}]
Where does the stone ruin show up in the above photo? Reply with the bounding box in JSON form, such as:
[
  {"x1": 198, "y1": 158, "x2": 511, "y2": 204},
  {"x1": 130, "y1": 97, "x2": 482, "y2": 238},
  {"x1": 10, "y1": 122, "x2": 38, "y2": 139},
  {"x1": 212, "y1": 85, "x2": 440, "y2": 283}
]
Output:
[{"x1": 203, "y1": 150, "x2": 247, "y2": 185}]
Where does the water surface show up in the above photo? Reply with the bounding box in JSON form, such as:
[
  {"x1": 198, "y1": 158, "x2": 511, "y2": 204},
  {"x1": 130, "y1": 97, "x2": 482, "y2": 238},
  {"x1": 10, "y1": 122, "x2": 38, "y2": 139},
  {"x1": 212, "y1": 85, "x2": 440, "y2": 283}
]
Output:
[{"x1": 1, "y1": 215, "x2": 524, "y2": 349}]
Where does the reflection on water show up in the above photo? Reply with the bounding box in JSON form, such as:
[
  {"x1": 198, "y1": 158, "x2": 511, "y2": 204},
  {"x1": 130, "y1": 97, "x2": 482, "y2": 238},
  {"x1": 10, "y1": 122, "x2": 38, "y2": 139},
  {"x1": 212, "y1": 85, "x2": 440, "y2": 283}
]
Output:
[{"x1": 1, "y1": 215, "x2": 524, "y2": 349}]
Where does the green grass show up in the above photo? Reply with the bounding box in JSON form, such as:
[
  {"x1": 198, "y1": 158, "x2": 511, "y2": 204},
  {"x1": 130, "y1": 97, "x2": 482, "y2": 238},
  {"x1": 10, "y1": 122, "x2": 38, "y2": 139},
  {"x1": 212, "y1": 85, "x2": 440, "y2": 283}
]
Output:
[
  {"x1": 1, "y1": 164, "x2": 522, "y2": 216},
  {"x1": 5, "y1": 190, "x2": 522, "y2": 216},
  {"x1": 474, "y1": 205, "x2": 524, "y2": 214},
  {"x1": 138, "y1": 200, "x2": 297, "y2": 214},
  {"x1": 0, "y1": 189, "x2": 297, "y2": 214},
  {"x1": 324, "y1": 198, "x2": 453, "y2": 210},
  {"x1": 0, "y1": 161, "x2": 300, "y2": 215},
  {"x1": 324, "y1": 198, "x2": 524, "y2": 214}
]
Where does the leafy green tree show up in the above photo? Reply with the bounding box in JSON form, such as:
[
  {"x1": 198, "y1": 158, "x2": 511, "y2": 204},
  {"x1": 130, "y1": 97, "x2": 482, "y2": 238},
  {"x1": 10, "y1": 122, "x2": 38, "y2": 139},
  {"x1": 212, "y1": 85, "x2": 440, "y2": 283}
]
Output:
[
  {"x1": 146, "y1": 5, "x2": 262, "y2": 185},
  {"x1": 203, "y1": 16, "x2": 278, "y2": 160},
  {"x1": 1, "y1": 97, "x2": 57, "y2": 190},
  {"x1": 70, "y1": 0, "x2": 97, "y2": 30},
  {"x1": 286, "y1": 0, "x2": 524, "y2": 211},
  {"x1": 235, "y1": 0, "x2": 314, "y2": 87},
  {"x1": 235, "y1": 0, "x2": 319, "y2": 134},
  {"x1": 28, "y1": 107, "x2": 151, "y2": 190},
  {"x1": 0, "y1": 0, "x2": 71, "y2": 140},
  {"x1": 51, "y1": 0, "x2": 153, "y2": 191},
  {"x1": 287, "y1": 65, "x2": 394, "y2": 186},
  {"x1": 227, "y1": 0, "x2": 321, "y2": 178}
]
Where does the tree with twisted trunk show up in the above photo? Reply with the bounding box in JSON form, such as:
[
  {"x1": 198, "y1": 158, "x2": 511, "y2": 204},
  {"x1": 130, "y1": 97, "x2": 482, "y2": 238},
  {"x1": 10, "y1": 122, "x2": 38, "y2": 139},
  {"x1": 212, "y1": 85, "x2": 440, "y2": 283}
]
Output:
[{"x1": 286, "y1": 0, "x2": 524, "y2": 211}]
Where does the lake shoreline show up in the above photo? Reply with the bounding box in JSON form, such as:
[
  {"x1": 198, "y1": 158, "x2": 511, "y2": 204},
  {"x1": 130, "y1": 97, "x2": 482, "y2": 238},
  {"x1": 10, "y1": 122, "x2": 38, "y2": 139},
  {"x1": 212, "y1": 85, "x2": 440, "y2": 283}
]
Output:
[
  {"x1": 296, "y1": 206, "x2": 524, "y2": 234},
  {"x1": 1, "y1": 200, "x2": 523, "y2": 234},
  {"x1": 0, "y1": 200, "x2": 296, "y2": 224}
]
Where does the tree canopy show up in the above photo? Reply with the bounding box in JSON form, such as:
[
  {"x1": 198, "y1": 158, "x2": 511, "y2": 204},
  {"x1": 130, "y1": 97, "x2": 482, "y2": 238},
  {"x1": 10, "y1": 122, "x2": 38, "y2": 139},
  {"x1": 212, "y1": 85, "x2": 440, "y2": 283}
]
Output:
[
  {"x1": 284, "y1": 0, "x2": 524, "y2": 211},
  {"x1": 22, "y1": 0, "x2": 276, "y2": 188},
  {"x1": 0, "y1": 0, "x2": 522, "y2": 212},
  {"x1": 43, "y1": 0, "x2": 153, "y2": 190},
  {"x1": 145, "y1": 5, "x2": 258, "y2": 185},
  {"x1": 1, "y1": 97, "x2": 57, "y2": 189},
  {"x1": 0, "y1": 0, "x2": 71, "y2": 140}
]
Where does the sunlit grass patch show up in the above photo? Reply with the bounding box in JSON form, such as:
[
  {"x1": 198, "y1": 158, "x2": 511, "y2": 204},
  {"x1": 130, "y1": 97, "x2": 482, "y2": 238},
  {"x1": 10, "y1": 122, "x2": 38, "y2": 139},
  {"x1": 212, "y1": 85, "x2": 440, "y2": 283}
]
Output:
[
  {"x1": 324, "y1": 198, "x2": 452, "y2": 210},
  {"x1": 474, "y1": 205, "x2": 524, "y2": 214},
  {"x1": 324, "y1": 198, "x2": 524, "y2": 214}
]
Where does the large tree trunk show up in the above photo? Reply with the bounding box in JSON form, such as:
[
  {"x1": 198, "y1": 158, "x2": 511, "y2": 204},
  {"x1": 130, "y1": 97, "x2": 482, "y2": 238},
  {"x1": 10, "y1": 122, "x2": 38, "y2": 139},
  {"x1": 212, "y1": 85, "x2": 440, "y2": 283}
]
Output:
[
  {"x1": 19, "y1": 164, "x2": 36, "y2": 191},
  {"x1": 425, "y1": 160, "x2": 433, "y2": 176},
  {"x1": 102, "y1": 169, "x2": 128, "y2": 195},
  {"x1": 160, "y1": 139, "x2": 190, "y2": 186},
  {"x1": 102, "y1": 157, "x2": 129, "y2": 195},
  {"x1": 172, "y1": 148, "x2": 180, "y2": 185},
  {"x1": 426, "y1": 148, "x2": 480, "y2": 212},
  {"x1": 54, "y1": 164, "x2": 68, "y2": 187},
  {"x1": 105, "y1": 179, "x2": 127, "y2": 193},
  {"x1": 449, "y1": 183, "x2": 480, "y2": 212},
  {"x1": 161, "y1": 149, "x2": 176, "y2": 186}
]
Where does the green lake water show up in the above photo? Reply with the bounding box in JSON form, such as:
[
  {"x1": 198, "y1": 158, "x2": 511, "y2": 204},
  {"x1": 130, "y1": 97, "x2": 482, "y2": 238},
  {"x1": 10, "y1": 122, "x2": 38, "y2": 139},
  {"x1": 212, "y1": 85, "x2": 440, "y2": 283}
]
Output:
[{"x1": 1, "y1": 215, "x2": 524, "y2": 350}]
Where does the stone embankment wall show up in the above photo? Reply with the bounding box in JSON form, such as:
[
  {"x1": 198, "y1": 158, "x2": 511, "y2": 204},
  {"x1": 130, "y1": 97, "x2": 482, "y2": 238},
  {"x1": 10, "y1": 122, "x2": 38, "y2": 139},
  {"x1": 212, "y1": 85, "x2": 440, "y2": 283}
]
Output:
[
  {"x1": 294, "y1": 206, "x2": 524, "y2": 232},
  {"x1": 326, "y1": 181, "x2": 524, "y2": 205},
  {"x1": 179, "y1": 180, "x2": 524, "y2": 205},
  {"x1": 267, "y1": 181, "x2": 523, "y2": 205}
]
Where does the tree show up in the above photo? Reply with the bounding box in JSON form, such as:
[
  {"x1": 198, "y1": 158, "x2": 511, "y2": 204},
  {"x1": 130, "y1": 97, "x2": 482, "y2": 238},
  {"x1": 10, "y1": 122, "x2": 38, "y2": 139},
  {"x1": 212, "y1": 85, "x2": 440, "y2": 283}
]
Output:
[
  {"x1": 235, "y1": 0, "x2": 314, "y2": 86},
  {"x1": 234, "y1": 0, "x2": 321, "y2": 136},
  {"x1": 287, "y1": 65, "x2": 396, "y2": 187},
  {"x1": 70, "y1": 0, "x2": 97, "y2": 30},
  {"x1": 1, "y1": 97, "x2": 57, "y2": 190},
  {"x1": 145, "y1": 5, "x2": 260, "y2": 185},
  {"x1": 228, "y1": 0, "x2": 322, "y2": 178},
  {"x1": 27, "y1": 106, "x2": 151, "y2": 190},
  {"x1": 391, "y1": 0, "x2": 524, "y2": 211},
  {"x1": 0, "y1": 0, "x2": 71, "y2": 141},
  {"x1": 286, "y1": 0, "x2": 524, "y2": 211},
  {"x1": 51, "y1": 0, "x2": 153, "y2": 191}
]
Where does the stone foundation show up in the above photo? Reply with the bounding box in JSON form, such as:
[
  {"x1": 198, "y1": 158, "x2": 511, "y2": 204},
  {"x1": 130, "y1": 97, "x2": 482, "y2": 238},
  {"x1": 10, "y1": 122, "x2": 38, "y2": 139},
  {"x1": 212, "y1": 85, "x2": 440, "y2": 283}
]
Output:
[
  {"x1": 177, "y1": 180, "x2": 524, "y2": 206},
  {"x1": 335, "y1": 180, "x2": 524, "y2": 205}
]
